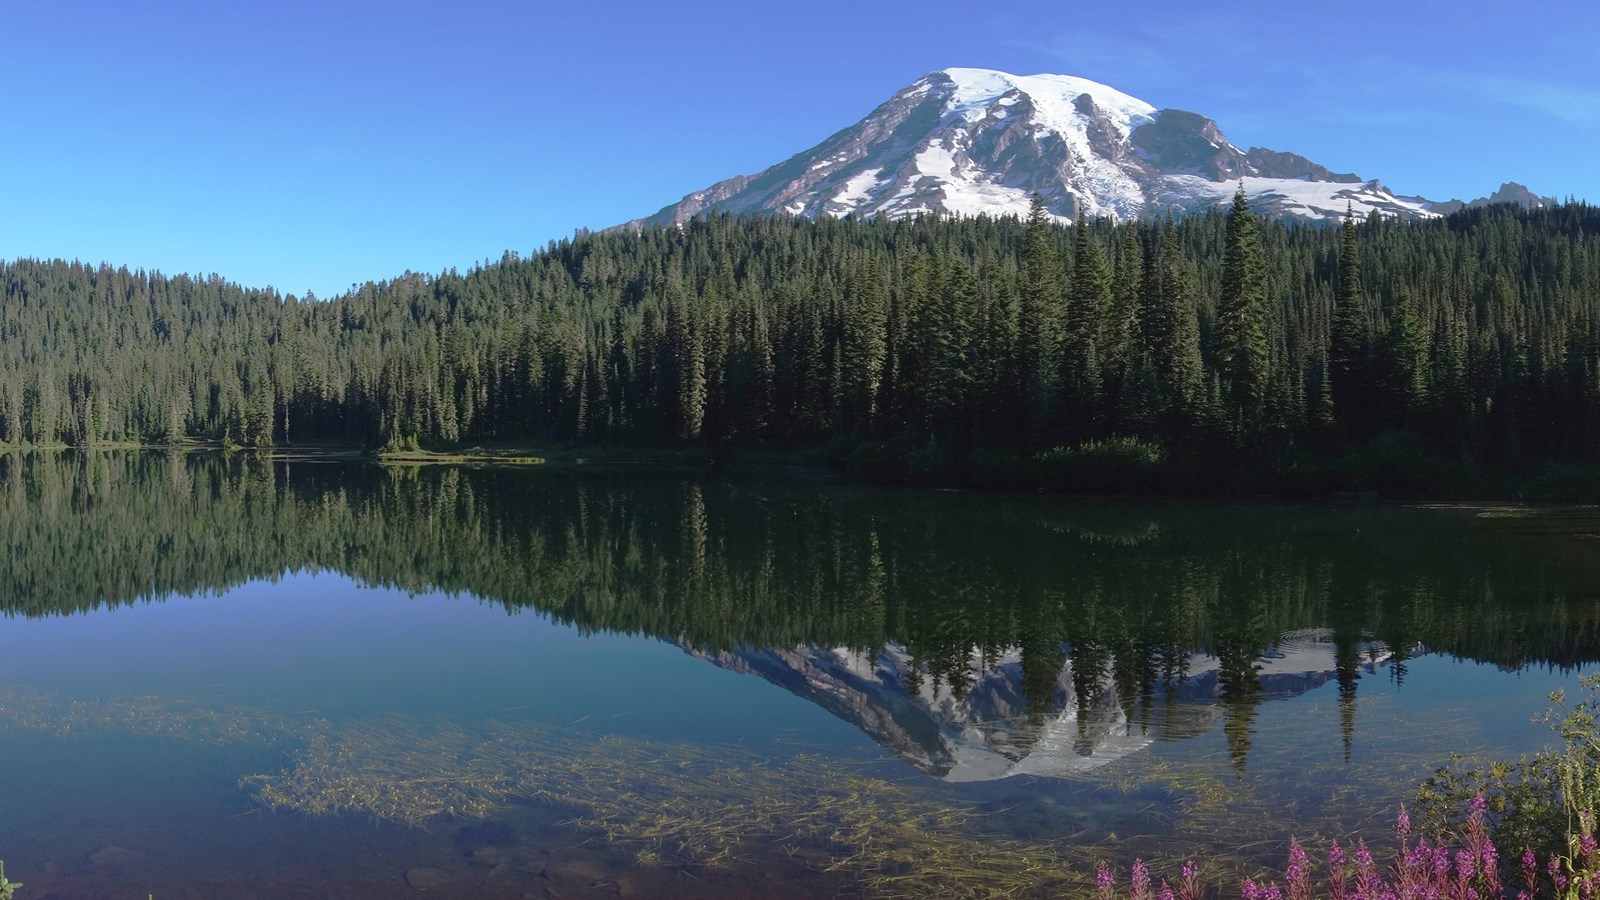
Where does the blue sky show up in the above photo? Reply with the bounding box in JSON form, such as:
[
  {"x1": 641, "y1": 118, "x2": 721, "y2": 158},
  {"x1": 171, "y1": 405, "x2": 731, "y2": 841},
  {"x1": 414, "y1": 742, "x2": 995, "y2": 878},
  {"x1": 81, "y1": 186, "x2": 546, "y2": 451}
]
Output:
[{"x1": 3, "y1": 0, "x2": 1596, "y2": 298}]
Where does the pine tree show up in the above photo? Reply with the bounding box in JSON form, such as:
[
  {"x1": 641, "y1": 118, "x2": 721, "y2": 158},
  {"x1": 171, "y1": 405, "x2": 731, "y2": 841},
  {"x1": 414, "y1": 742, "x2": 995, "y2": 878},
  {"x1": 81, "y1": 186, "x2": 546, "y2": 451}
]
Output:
[
  {"x1": 1101, "y1": 226, "x2": 1143, "y2": 425},
  {"x1": 933, "y1": 257, "x2": 980, "y2": 436},
  {"x1": 1060, "y1": 215, "x2": 1108, "y2": 439},
  {"x1": 1143, "y1": 220, "x2": 1202, "y2": 423},
  {"x1": 840, "y1": 258, "x2": 888, "y2": 433},
  {"x1": 1330, "y1": 206, "x2": 1373, "y2": 439},
  {"x1": 1215, "y1": 186, "x2": 1269, "y2": 438},
  {"x1": 1018, "y1": 195, "x2": 1060, "y2": 442},
  {"x1": 1375, "y1": 287, "x2": 1425, "y2": 431}
]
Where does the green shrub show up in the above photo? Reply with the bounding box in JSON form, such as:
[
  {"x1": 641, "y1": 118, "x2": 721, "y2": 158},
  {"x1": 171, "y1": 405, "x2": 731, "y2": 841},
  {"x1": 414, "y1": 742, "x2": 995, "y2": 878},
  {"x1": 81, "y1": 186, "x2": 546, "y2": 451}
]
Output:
[
  {"x1": 1418, "y1": 672, "x2": 1600, "y2": 855},
  {"x1": 1032, "y1": 437, "x2": 1167, "y2": 493}
]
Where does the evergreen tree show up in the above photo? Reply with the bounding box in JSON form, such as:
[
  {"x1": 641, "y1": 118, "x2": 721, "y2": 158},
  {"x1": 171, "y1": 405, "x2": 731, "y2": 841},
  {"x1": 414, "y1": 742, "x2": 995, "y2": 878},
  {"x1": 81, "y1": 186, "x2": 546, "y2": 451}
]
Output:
[
  {"x1": 1143, "y1": 220, "x2": 1202, "y2": 422},
  {"x1": 1102, "y1": 226, "x2": 1143, "y2": 426},
  {"x1": 1214, "y1": 186, "x2": 1270, "y2": 439},
  {"x1": 1330, "y1": 206, "x2": 1373, "y2": 438},
  {"x1": 1018, "y1": 195, "x2": 1060, "y2": 441},
  {"x1": 1060, "y1": 215, "x2": 1108, "y2": 439}
]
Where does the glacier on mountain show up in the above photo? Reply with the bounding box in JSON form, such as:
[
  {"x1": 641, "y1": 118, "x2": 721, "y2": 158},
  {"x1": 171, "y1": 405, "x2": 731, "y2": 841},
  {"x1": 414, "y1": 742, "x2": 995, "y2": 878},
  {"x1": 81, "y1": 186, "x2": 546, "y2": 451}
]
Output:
[{"x1": 629, "y1": 67, "x2": 1467, "y2": 228}]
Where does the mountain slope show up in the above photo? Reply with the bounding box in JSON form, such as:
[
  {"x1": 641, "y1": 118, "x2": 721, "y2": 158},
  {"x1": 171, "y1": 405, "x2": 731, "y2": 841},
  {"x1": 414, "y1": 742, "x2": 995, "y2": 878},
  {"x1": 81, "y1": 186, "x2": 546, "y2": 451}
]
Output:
[{"x1": 630, "y1": 68, "x2": 1517, "y2": 227}]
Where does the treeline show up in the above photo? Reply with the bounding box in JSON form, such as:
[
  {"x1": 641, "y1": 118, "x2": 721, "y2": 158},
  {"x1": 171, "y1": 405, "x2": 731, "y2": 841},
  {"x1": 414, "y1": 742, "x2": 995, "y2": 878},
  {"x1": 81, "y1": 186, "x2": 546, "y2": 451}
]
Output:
[{"x1": 2, "y1": 201, "x2": 1598, "y2": 481}]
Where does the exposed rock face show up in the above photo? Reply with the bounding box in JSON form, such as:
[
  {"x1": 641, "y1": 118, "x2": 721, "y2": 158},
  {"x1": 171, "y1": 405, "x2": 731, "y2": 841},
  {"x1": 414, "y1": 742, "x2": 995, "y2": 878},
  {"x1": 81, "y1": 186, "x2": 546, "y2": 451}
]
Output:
[
  {"x1": 1425, "y1": 181, "x2": 1559, "y2": 215},
  {"x1": 626, "y1": 67, "x2": 1501, "y2": 229}
]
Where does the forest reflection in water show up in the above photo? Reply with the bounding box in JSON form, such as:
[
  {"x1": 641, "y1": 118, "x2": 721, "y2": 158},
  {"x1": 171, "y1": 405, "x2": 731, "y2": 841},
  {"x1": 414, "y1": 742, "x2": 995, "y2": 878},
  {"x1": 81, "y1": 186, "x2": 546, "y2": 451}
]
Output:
[{"x1": 0, "y1": 450, "x2": 1597, "y2": 896}]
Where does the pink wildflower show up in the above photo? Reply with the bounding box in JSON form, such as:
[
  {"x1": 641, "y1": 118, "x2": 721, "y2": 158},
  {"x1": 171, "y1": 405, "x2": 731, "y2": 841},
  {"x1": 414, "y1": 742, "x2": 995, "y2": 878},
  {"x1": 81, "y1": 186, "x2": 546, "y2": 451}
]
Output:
[
  {"x1": 1181, "y1": 860, "x2": 1200, "y2": 900},
  {"x1": 1286, "y1": 839, "x2": 1311, "y2": 900},
  {"x1": 1327, "y1": 840, "x2": 1347, "y2": 900},
  {"x1": 1132, "y1": 858, "x2": 1152, "y2": 900}
]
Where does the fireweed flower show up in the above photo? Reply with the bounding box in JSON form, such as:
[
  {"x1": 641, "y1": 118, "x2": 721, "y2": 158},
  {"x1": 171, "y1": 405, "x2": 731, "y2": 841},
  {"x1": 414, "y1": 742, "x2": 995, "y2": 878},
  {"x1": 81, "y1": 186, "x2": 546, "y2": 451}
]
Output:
[
  {"x1": 1327, "y1": 840, "x2": 1348, "y2": 900},
  {"x1": 1550, "y1": 854, "x2": 1570, "y2": 893},
  {"x1": 1481, "y1": 838, "x2": 1500, "y2": 894},
  {"x1": 1180, "y1": 860, "x2": 1200, "y2": 900},
  {"x1": 1434, "y1": 844, "x2": 1452, "y2": 880},
  {"x1": 1132, "y1": 858, "x2": 1152, "y2": 900},
  {"x1": 1355, "y1": 839, "x2": 1383, "y2": 896},
  {"x1": 1097, "y1": 860, "x2": 1115, "y2": 900},
  {"x1": 1286, "y1": 839, "x2": 1311, "y2": 900}
]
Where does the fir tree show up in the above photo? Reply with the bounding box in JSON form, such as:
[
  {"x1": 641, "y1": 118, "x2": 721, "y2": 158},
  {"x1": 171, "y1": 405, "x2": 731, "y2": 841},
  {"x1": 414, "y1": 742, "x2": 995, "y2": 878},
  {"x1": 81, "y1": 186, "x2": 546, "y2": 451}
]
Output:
[
  {"x1": 1018, "y1": 195, "x2": 1060, "y2": 440},
  {"x1": 1215, "y1": 186, "x2": 1270, "y2": 439},
  {"x1": 1061, "y1": 214, "x2": 1108, "y2": 439},
  {"x1": 1330, "y1": 205, "x2": 1373, "y2": 438}
]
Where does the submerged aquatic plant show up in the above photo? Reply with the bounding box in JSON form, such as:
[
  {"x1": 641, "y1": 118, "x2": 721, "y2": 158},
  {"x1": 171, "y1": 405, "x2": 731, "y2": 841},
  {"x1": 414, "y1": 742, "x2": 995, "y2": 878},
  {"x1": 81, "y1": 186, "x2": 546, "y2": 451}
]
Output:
[{"x1": 0, "y1": 860, "x2": 20, "y2": 900}]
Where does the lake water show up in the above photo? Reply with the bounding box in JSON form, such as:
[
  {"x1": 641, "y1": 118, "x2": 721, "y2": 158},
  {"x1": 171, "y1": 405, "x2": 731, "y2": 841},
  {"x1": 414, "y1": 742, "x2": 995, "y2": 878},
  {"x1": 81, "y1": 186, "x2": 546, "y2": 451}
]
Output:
[{"x1": 1, "y1": 452, "x2": 1597, "y2": 898}]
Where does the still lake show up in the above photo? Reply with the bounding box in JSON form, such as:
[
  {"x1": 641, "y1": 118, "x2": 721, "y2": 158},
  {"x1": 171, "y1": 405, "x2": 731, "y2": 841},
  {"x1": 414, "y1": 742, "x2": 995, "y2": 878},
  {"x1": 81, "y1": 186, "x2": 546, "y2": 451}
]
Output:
[{"x1": 0, "y1": 452, "x2": 1596, "y2": 898}]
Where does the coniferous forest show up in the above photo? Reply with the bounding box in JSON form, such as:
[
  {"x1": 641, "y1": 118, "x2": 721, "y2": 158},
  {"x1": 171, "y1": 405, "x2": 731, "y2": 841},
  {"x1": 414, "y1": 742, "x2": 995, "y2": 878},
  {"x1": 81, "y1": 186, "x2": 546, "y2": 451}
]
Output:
[{"x1": 3, "y1": 197, "x2": 1598, "y2": 493}]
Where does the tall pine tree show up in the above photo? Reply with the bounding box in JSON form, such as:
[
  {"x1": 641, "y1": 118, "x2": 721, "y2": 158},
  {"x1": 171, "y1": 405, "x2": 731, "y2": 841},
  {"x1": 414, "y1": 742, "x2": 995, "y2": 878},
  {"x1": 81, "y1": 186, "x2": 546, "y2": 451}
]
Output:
[{"x1": 1214, "y1": 186, "x2": 1269, "y2": 439}]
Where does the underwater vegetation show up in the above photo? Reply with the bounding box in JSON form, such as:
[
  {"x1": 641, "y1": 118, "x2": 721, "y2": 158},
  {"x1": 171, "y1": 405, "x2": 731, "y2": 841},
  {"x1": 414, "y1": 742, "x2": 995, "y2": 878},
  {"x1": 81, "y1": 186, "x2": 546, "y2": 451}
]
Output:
[
  {"x1": 0, "y1": 688, "x2": 1106, "y2": 897},
  {"x1": 0, "y1": 683, "x2": 1513, "y2": 899}
]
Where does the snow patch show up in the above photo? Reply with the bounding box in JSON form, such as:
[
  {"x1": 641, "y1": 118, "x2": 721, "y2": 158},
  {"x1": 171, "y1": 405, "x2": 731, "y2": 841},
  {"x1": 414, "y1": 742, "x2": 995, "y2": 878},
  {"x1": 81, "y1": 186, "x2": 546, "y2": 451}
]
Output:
[
  {"x1": 830, "y1": 167, "x2": 887, "y2": 210},
  {"x1": 1160, "y1": 175, "x2": 1438, "y2": 221}
]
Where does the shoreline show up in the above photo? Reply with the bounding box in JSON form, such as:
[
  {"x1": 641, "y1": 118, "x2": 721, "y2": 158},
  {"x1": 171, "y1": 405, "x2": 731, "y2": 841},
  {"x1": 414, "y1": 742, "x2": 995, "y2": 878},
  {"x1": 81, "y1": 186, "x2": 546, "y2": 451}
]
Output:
[{"x1": 0, "y1": 441, "x2": 1594, "y2": 503}]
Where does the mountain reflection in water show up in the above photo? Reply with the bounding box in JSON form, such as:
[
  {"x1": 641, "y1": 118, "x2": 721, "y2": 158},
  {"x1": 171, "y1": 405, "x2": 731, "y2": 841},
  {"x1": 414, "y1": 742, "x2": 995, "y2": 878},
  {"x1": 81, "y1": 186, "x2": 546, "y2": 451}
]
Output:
[
  {"x1": 1, "y1": 450, "x2": 1597, "y2": 780},
  {"x1": 693, "y1": 629, "x2": 1396, "y2": 781}
]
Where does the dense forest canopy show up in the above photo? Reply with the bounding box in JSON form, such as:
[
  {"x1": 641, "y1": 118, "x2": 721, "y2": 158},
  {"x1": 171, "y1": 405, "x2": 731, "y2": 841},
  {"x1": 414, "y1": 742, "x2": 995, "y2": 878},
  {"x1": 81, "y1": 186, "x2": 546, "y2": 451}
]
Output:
[{"x1": 2, "y1": 201, "x2": 1597, "y2": 486}]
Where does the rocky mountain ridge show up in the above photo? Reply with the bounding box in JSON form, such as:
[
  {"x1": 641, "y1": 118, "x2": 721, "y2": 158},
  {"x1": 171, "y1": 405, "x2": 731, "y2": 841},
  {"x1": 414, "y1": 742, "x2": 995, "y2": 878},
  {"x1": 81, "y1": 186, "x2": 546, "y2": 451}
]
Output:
[{"x1": 629, "y1": 68, "x2": 1553, "y2": 228}]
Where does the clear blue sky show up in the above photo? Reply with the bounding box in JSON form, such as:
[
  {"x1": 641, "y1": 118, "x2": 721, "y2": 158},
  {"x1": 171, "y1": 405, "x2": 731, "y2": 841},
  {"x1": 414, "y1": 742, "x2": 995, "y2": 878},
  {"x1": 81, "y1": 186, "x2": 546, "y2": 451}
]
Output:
[{"x1": 3, "y1": 0, "x2": 1596, "y2": 298}]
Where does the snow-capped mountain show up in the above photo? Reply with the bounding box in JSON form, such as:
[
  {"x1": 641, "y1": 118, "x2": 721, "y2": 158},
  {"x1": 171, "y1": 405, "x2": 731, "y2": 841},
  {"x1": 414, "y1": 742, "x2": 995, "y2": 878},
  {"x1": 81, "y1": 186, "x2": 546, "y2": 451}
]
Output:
[
  {"x1": 688, "y1": 628, "x2": 1401, "y2": 782},
  {"x1": 629, "y1": 68, "x2": 1529, "y2": 227}
]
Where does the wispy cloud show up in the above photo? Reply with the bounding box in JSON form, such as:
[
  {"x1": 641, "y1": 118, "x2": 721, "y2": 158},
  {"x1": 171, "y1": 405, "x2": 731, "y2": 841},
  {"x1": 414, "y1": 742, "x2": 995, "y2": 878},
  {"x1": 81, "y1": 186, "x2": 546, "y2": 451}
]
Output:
[
  {"x1": 1423, "y1": 70, "x2": 1600, "y2": 126},
  {"x1": 1020, "y1": 12, "x2": 1600, "y2": 133}
]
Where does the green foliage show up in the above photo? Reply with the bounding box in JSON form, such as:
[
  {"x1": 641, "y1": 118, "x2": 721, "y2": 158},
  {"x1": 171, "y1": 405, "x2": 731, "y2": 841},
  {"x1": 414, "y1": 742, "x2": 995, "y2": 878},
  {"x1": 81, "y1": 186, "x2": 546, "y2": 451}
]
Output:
[
  {"x1": 1418, "y1": 672, "x2": 1600, "y2": 856},
  {"x1": 2, "y1": 203, "x2": 1599, "y2": 492},
  {"x1": 0, "y1": 860, "x2": 19, "y2": 900},
  {"x1": 1061, "y1": 215, "x2": 1108, "y2": 437},
  {"x1": 1033, "y1": 436, "x2": 1167, "y2": 492},
  {"x1": 1266, "y1": 431, "x2": 1473, "y2": 498},
  {"x1": 1215, "y1": 187, "x2": 1269, "y2": 438},
  {"x1": 1330, "y1": 206, "x2": 1374, "y2": 438}
]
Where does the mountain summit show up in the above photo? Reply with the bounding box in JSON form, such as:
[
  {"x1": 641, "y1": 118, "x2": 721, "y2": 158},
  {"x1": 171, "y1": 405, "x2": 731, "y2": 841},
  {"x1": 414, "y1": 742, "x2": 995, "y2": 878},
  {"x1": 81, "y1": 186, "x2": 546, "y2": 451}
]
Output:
[{"x1": 631, "y1": 68, "x2": 1520, "y2": 227}]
